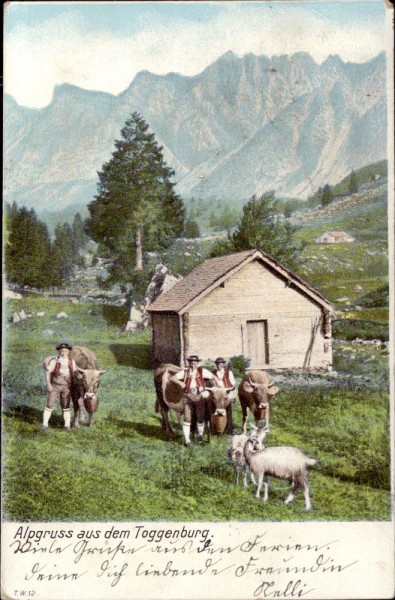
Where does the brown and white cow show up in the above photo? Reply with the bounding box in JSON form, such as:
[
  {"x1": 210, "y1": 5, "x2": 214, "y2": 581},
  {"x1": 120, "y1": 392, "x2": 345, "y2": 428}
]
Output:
[
  {"x1": 238, "y1": 370, "x2": 279, "y2": 432},
  {"x1": 71, "y1": 346, "x2": 109, "y2": 427}
]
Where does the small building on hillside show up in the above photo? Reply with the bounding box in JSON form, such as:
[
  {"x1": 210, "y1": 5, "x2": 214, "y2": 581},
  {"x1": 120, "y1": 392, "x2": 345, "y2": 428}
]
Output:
[
  {"x1": 147, "y1": 249, "x2": 333, "y2": 371},
  {"x1": 315, "y1": 231, "x2": 355, "y2": 244}
]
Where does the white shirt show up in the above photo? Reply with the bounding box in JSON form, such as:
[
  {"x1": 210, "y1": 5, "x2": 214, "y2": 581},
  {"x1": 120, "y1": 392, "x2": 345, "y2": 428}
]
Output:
[
  {"x1": 214, "y1": 368, "x2": 235, "y2": 388},
  {"x1": 176, "y1": 367, "x2": 213, "y2": 392},
  {"x1": 47, "y1": 356, "x2": 77, "y2": 379}
]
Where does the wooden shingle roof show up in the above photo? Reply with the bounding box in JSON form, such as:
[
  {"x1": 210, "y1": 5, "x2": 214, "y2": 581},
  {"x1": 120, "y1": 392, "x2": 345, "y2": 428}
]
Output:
[{"x1": 147, "y1": 249, "x2": 332, "y2": 314}]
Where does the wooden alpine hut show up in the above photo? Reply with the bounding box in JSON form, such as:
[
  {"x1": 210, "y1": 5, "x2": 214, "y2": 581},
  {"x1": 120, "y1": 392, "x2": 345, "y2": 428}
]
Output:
[{"x1": 147, "y1": 249, "x2": 333, "y2": 370}]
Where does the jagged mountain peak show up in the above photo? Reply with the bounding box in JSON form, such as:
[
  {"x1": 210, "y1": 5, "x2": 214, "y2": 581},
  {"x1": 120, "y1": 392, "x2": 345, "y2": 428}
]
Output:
[
  {"x1": 322, "y1": 53, "x2": 343, "y2": 65},
  {"x1": 216, "y1": 49, "x2": 239, "y2": 62},
  {"x1": 4, "y1": 51, "x2": 387, "y2": 217},
  {"x1": 50, "y1": 83, "x2": 117, "y2": 106}
]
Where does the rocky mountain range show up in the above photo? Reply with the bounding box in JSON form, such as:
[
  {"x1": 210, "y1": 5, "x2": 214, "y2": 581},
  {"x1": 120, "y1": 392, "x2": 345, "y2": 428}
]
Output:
[{"x1": 4, "y1": 50, "x2": 387, "y2": 218}]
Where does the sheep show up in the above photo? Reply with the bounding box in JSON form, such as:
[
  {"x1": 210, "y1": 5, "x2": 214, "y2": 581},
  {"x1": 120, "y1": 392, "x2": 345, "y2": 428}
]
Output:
[
  {"x1": 243, "y1": 435, "x2": 318, "y2": 510},
  {"x1": 228, "y1": 427, "x2": 267, "y2": 487}
]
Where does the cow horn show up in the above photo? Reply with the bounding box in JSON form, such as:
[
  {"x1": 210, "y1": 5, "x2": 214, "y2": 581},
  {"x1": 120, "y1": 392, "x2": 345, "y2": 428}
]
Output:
[
  {"x1": 77, "y1": 367, "x2": 87, "y2": 374},
  {"x1": 98, "y1": 367, "x2": 109, "y2": 376},
  {"x1": 248, "y1": 378, "x2": 257, "y2": 388}
]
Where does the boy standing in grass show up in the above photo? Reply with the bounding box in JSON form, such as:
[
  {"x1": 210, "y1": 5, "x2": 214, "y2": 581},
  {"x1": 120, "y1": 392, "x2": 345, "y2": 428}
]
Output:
[{"x1": 43, "y1": 342, "x2": 79, "y2": 431}]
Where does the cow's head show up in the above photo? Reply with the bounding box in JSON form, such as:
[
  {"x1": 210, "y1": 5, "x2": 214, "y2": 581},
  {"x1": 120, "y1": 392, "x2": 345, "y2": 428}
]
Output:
[
  {"x1": 208, "y1": 386, "x2": 233, "y2": 418},
  {"x1": 77, "y1": 367, "x2": 109, "y2": 400},
  {"x1": 242, "y1": 377, "x2": 279, "y2": 419}
]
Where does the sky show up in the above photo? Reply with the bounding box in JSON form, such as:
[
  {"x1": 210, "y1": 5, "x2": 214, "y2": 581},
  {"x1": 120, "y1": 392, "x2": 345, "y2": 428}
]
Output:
[{"x1": 4, "y1": 0, "x2": 388, "y2": 108}]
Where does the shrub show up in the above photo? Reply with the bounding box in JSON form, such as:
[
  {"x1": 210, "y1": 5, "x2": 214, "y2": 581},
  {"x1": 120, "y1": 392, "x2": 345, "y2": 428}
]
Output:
[
  {"x1": 357, "y1": 284, "x2": 389, "y2": 308},
  {"x1": 333, "y1": 319, "x2": 389, "y2": 341},
  {"x1": 228, "y1": 355, "x2": 250, "y2": 377},
  {"x1": 184, "y1": 219, "x2": 200, "y2": 238}
]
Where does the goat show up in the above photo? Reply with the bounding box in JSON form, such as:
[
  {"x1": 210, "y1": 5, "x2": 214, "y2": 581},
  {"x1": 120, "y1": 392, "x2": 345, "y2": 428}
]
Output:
[
  {"x1": 244, "y1": 435, "x2": 318, "y2": 510},
  {"x1": 228, "y1": 427, "x2": 267, "y2": 487}
]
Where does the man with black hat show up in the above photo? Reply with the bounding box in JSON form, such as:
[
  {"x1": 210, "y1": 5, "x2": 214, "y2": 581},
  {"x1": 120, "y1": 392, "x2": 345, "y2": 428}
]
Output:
[
  {"x1": 43, "y1": 342, "x2": 79, "y2": 430},
  {"x1": 212, "y1": 357, "x2": 236, "y2": 401},
  {"x1": 172, "y1": 355, "x2": 214, "y2": 446}
]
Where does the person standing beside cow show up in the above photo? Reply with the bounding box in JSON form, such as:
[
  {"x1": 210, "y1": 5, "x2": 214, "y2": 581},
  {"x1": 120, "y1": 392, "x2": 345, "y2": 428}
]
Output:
[
  {"x1": 43, "y1": 342, "x2": 80, "y2": 431},
  {"x1": 171, "y1": 355, "x2": 214, "y2": 446},
  {"x1": 212, "y1": 357, "x2": 236, "y2": 400},
  {"x1": 211, "y1": 357, "x2": 236, "y2": 434}
]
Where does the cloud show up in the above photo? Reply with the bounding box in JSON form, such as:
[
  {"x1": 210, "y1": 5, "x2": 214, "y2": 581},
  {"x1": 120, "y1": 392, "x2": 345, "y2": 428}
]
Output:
[{"x1": 4, "y1": 3, "x2": 387, "y2": 108}]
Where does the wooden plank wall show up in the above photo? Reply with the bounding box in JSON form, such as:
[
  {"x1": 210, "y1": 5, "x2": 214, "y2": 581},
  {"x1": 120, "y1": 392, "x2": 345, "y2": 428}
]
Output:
[
  {"x1": 151, "y1": 313, "x2": 180, "y2": 365},
  {"x1": 186, "y1": 260, "x2": 332, "y2": 370}
]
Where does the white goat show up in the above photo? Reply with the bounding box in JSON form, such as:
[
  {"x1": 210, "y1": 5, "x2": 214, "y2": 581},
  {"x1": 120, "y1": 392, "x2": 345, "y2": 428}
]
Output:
[
  {"x1": 244, "y1": 435, "x2": 318, "y2": 510},
  {"x1": 228, "y1": 427, "x2": 267, "y2": 487}
]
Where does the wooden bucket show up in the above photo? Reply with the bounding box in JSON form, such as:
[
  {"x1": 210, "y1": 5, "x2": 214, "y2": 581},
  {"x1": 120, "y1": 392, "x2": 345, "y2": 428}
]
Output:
[{"x1": 211, "y1": 414, "x2": 227, "y2": 434}]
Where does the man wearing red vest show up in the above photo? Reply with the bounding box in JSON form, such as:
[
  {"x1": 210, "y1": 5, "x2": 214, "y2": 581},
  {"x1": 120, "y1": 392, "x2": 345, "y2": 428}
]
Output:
[
  {"x1": 43, "y1": 342, "x2": 79, "y2": 431},
  {"x1": 172, "y1": 355, "x2": 214, "y2": 446},
  {"x1": 212, "y1": 357, "x2": 236, "y2": 401}
]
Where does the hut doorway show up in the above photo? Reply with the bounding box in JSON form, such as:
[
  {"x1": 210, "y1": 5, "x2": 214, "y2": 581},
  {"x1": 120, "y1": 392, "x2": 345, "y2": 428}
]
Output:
[{"x1": 247, "y1": 320, "x2": 269, "y2": 367}]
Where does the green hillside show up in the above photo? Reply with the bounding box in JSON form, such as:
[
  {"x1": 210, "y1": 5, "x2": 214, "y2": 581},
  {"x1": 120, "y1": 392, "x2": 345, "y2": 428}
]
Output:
[
  {"x1": 332, "y1": 160, "x2": 387, "y2": 198},
  {"x1": 307, "y1": 160, "x2": 387, "y2": 206},
  {"x1": 294, "y1": 174, "x2": 388, "y2": 318}
]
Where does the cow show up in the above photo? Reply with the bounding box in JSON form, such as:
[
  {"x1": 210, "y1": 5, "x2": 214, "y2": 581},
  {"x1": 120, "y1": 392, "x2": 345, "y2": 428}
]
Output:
[
  {"x1": 71, "y1": 346, "x2": 109, "y2": 427},
  {"x1": 154, "y1": 363, "x2": 234, "y2": 439},
  {"x1": 238, "y1": 370, "x2": 280, "y2": 433}
]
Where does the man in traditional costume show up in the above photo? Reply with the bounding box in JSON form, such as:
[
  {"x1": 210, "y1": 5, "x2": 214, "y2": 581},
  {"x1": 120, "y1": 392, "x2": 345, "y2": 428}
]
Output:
[
  {"x1": 172, "y1": 355, "x2": 214, "y2": 446},
  {"x1": 212, "y1": 357, "x2": 236, "y2": 402},
  {"x1": 42, "y1": 342, "x2": 79, "y2": 431}
]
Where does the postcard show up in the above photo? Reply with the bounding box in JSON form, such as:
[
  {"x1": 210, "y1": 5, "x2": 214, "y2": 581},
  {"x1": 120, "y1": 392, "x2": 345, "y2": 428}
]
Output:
[{"x1": 2, "y1": 1, "x2": 394, "y2": 599}]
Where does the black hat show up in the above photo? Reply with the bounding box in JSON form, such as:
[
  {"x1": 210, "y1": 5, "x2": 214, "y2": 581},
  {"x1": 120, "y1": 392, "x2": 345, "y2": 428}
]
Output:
[
  {"x1": 56, "y1": 342, "x2": 72, "y2": 351},
  {"x1": 215, "y1": 357, "x2": 226, "y2": 364},
  {"x1": 187, "y1": 355, "x2": 200, "y2": 362}
]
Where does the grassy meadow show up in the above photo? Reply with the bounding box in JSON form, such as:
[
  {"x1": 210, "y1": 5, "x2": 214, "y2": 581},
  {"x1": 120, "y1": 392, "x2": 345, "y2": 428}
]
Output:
[{"x1": 2, "y1": 295, "x2": 391, "y2": 523}]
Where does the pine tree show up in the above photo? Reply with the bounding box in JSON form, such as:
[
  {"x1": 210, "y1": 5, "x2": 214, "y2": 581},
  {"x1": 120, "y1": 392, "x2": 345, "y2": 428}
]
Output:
[
  {"x1": 85, "y1": 112, "x2": 185, "y2": 284},
  {"x1": 210, "y1": 192, "x2": 303, "y2": 269},
  {"x1": 321, "y1": 184, "x2": 333, "y2": 207},
  {"x1": 72, "y1": 213, "x2": 89, "y2": 253},
  {"x1": 219, "y1": 206, "x2": 237, "y2": 229},
  {"x1": 349, "y1": 170, "x2": 358, "y2": 194},
  {"x1": 209, "y1": 210, "x2": 217, "y2": 229},
  {"x1": 5, "y1": 204, "x2": 53, "y2": 288},
  {"x1": 52, "y1": 223, "x2": 76, "y2": 281},
  {"x1": 184, "y1": 219, "x2": 200, "y2": 238}
]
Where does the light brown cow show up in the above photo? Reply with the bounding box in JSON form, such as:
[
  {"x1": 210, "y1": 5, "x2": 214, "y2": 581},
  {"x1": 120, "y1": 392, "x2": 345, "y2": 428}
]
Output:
[
  {"x1": 238, "y1": 370, "x2": 280, "y2": 432},
  {"x1": 71, "y1": 346, "x2": 109, "y2": 427}
]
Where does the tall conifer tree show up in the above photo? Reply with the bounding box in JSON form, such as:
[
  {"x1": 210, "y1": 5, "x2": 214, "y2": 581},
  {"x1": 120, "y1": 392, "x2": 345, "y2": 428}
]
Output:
[
  {"x1": 321, "y1": 184, "x2": 333, "y2": 207},
  {"x1": 52, "y1": 223, "x2": 76, "y2": 280},
  {"x1": 85, "y1": 112, "x2": 185, "y2": 284},
  {"x1": 5, "y1": 205, "x2": 53, "y2": 288},
  {"x1": 349, "y1": 170, "x2": 358, "y2": 194}
]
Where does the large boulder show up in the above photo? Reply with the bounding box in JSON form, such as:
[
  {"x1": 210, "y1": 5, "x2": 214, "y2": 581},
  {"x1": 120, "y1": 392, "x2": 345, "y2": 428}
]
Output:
[
  {"x1": 4, "y1": 289, "x2": 22, "y2": 300},
  {"x1": 12, "y1": 309, "x2": 27, "y2": 323},
  {"x1": 124, "y1": 264, "x2": 181, "y2": 331}
]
